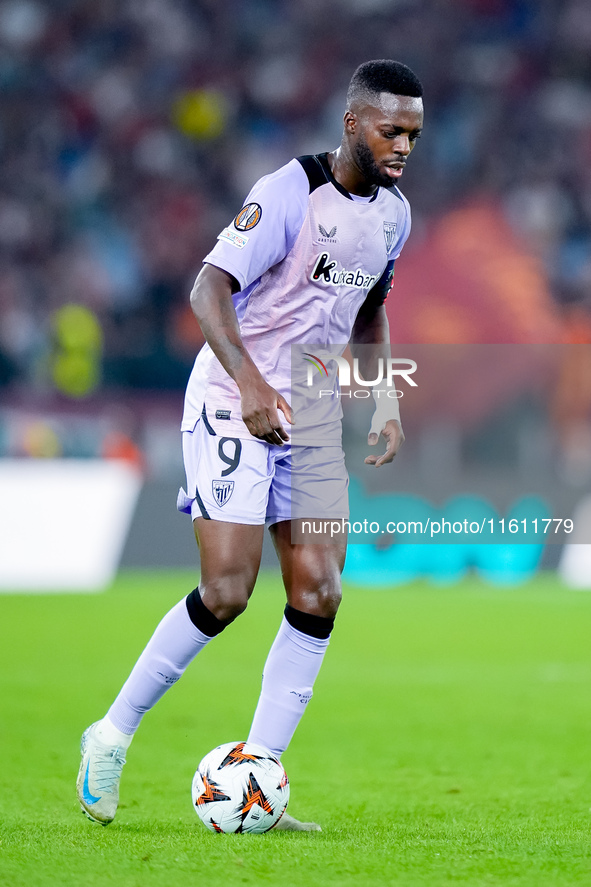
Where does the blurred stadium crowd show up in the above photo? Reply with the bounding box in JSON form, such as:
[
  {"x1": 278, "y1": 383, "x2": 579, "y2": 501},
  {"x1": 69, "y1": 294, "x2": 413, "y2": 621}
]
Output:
[{"x1": 1, "y1": 0, "x2": 591, "y2": 465}]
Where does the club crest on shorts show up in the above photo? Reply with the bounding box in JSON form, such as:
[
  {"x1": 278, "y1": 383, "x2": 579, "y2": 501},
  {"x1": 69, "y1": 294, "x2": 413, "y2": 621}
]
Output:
[
  {"x1": 212, "y1": 479, "x2": 234, "y2": 507},
  {"x1": 383, "y1": 221, "x2": 397, "y2": 252}
]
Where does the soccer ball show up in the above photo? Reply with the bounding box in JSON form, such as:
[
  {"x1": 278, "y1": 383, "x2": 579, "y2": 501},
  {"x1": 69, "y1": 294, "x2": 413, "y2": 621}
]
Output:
[{"x1": 191, "y1": 741, "x2": 289, "y2": 834}]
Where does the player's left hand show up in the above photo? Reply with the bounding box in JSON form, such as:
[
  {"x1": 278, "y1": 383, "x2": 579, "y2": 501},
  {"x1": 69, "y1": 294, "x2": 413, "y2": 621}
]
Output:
[{"x1": 364, "y1": 419, "x2": 404, "y2": 467}]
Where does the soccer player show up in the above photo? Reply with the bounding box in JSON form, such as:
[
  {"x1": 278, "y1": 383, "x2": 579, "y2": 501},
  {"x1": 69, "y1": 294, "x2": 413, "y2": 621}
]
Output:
[{"x1": 77, "y1": 59, "x2": 424, "y2": 830}]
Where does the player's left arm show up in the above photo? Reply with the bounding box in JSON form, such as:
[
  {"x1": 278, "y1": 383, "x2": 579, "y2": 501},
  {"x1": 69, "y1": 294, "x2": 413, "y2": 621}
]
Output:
[{"x1": 350, "y1": 263, "x2": 404, "y2": 468}]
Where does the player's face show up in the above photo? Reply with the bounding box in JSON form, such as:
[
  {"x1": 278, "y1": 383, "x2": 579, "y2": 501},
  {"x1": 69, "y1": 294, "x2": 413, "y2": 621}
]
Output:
[{"x1": 349, "y1": 94, "x2": 423, "y2": 188}]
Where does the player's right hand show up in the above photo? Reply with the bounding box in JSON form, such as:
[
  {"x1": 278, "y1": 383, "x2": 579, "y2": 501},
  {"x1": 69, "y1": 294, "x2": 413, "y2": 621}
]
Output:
[{"x1": 240, "y1": 379, "x2": 293, "y2": 446}]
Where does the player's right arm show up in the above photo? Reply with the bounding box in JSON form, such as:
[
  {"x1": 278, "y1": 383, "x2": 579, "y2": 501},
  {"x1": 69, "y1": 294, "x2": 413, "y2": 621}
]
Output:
[{"x1": 190, "y1": 263, "x2": 292, "y2": 446}]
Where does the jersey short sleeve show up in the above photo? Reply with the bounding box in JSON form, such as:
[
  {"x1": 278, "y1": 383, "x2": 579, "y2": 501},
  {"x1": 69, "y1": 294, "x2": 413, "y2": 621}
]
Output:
[{"x1": 203, "y1": 159, "x2": 310, "y2": 291}]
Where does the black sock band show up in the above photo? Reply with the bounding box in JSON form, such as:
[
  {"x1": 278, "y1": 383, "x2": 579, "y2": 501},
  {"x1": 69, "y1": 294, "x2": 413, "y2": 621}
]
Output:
[
  {"x1": 284, "y1": 604, "x2": 334, "y2": 640},
  {"x1": 186, "y1": 588, "x2": 228, "y2": 637}
]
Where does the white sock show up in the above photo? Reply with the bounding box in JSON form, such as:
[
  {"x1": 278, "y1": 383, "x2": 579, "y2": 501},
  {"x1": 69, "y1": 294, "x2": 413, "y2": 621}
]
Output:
[
  {"x1": 247, "y1": 616, "x2": 330, "y2": 758},
  {"x1": 95, "y1": 714, "x2": 134, "y2": 750},
  {"x1": 106, "y1": 598, "x2": 213, "y2": 735}
]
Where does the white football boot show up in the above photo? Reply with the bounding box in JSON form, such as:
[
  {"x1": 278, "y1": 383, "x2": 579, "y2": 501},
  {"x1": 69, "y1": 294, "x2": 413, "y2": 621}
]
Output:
[{"x1": 76, "y1": 723, "x2": 126, "y2": 824}]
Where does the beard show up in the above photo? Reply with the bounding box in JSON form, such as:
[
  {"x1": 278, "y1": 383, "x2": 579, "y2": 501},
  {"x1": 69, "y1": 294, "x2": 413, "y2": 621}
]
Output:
[{"x1": 353, "y1": 134, "x2": 395, "y2": 189}]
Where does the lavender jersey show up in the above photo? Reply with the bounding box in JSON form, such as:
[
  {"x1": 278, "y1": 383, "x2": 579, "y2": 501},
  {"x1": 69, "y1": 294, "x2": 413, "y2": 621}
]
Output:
[{"x1": 181, "y1": 153, "x2": 411, "y2": 443}]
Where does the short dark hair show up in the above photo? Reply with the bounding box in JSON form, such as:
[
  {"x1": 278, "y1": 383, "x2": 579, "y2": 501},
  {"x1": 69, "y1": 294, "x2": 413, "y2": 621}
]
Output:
[{"x1": 347, "y1": 60, "x2": 423, "y2": 108}]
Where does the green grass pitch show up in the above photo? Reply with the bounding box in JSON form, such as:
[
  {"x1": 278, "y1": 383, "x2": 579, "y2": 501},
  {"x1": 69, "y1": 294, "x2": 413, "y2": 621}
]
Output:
[{"x1": 1, "y1": 569, "x2": 591, "y2": 886}]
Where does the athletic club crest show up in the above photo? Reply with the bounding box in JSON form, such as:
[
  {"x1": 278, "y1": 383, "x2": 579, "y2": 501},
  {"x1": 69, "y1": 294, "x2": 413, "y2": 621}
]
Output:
[
  {"x1": 383, "y1": 221, "x2": 397, "y2": 252},
  {"x1": 212, "y1": 479, "x2": 234, "y2": 507}
]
